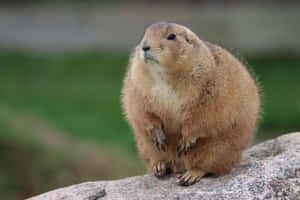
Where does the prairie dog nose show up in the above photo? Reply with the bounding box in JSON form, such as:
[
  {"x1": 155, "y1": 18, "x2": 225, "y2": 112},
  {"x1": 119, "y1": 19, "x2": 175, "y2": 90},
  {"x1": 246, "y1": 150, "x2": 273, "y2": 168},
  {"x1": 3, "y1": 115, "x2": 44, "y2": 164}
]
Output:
[{"x1": 142, "y1": 45, "x2": 151, "y2": 52}]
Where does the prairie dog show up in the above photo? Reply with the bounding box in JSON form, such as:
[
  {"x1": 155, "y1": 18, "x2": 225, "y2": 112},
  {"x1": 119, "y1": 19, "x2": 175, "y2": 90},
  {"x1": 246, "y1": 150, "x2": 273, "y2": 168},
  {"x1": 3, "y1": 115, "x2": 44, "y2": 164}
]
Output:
[{"x1": 122, "y1": 22, "x2": 260, "y2": 186}]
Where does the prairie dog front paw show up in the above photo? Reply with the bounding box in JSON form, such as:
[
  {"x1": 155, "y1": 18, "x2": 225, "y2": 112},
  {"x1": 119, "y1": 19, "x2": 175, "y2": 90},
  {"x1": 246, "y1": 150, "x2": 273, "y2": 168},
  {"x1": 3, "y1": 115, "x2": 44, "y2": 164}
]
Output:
[
  {"x1": 149, "y1": 126, "x2": 167, "y2": 151},
  {"x1": 177, "y1": 136, "x2": 198, "y2": 157}
]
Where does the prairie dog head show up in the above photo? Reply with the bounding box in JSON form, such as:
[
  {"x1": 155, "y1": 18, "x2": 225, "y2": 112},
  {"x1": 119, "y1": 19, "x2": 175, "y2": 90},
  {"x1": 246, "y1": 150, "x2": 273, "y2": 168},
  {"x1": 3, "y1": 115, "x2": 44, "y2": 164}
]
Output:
[{"x1": 136, "y1": 22, "x2": 215, "y2": 79}]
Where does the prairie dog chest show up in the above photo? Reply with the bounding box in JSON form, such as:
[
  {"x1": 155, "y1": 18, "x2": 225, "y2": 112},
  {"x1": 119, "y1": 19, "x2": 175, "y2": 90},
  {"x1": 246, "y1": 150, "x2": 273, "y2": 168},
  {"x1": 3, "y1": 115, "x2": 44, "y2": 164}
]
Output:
[{"x1": 149, "y1": 70, "x2": 185, "y2": 121}]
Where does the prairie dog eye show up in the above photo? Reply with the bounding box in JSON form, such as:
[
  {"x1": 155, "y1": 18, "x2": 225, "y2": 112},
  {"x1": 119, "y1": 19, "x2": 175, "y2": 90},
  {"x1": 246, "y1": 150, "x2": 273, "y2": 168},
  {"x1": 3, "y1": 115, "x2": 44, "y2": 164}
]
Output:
[{"x1": 167, "y1": 34, "x2": 176, "y2": 40}]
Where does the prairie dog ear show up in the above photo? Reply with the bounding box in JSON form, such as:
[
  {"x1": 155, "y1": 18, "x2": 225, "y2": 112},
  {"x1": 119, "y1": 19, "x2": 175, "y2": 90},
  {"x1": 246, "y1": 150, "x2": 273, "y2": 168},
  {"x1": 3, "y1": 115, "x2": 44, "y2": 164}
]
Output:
[
  {"x1": 184, "y1": 34, "x2": 193, "y2": 44},
  {"x1": 183, "y1": 30, "x2": 198, "y2": 46},
  {"x1": 182, "y1": 29, "x2": 200, "y2": 47}
]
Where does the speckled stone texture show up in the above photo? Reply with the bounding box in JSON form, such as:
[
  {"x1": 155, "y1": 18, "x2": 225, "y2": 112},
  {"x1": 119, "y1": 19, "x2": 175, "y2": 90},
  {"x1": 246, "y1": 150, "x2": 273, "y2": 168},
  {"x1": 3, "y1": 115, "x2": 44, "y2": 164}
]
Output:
[{"x1": 28, "y1": 132, "x2": 300, "y2": 200}]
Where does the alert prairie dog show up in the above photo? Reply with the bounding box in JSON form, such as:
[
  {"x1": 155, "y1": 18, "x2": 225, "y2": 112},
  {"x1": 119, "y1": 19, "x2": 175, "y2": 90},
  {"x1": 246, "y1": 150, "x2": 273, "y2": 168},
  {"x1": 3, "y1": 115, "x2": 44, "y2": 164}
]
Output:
[{"x1": 122, "y1": 22, "x2": 260, "y2": 186}]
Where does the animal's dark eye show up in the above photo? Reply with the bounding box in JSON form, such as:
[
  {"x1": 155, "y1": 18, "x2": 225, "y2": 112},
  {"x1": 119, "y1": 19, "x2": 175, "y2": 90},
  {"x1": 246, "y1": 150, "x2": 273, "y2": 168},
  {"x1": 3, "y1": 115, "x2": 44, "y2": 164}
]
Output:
[{"x1": 167, "y1": 34, "x2": 176, "y2": 40}]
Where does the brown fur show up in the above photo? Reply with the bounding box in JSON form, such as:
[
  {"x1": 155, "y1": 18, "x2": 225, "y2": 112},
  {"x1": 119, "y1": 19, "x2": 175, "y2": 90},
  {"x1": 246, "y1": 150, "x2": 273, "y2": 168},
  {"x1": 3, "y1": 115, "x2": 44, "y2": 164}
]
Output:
[{"x1": 122, "y1": 22, "x2": 260, "y2": 186}]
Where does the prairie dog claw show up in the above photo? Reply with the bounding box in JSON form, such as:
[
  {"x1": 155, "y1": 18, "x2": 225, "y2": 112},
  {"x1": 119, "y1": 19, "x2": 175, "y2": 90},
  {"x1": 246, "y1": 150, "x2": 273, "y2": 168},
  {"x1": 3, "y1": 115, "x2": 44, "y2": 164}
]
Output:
[
  {"x1": 176, "y1": 169, "x2": 205, "y2": 186},
  {"x1": 153, "y1": 161, "x2": 172, "y2": 177},
  {"x1": 177, "y1": 137, "x2": 197, "y2": 157},
  {"x1": 150, "y1": 127, "x2": 167, "y2": 151}
]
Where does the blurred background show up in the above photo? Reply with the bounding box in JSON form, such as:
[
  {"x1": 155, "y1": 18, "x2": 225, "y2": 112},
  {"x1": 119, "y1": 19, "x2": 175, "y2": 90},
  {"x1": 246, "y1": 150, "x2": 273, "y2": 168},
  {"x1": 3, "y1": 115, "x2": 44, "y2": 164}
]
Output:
[{"x1": 0, "y1": 0, "x2": 299, "y2": 199}]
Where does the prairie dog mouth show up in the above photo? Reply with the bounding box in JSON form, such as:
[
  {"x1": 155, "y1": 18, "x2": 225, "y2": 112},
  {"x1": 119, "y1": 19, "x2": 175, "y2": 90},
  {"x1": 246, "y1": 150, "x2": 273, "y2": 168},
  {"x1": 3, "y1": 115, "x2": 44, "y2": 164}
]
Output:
[{"x1": 142, "y1": 51, "x2": 159, "y2": 64}]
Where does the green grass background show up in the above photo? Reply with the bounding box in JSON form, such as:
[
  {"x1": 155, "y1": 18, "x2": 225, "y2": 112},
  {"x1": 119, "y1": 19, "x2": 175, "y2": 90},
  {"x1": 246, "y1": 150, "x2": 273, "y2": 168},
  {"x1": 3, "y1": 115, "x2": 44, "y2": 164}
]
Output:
[{"x1": 0, "y1": 48, "x2": 299, "y2": 198}]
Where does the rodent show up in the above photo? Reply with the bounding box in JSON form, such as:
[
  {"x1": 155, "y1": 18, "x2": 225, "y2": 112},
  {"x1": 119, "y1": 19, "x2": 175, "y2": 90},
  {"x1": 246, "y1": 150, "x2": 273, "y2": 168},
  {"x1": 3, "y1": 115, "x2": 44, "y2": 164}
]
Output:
[{"x1": 122, "y1": 22, "x2": 261, "y2": 186}]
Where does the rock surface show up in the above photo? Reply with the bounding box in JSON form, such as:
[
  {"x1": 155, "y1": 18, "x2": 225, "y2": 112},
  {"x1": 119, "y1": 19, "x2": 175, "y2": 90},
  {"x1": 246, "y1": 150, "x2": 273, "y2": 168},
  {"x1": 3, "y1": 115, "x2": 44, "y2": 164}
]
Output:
[{"x1": 28, "y1": 133, "x2": 300, "y2": 200}]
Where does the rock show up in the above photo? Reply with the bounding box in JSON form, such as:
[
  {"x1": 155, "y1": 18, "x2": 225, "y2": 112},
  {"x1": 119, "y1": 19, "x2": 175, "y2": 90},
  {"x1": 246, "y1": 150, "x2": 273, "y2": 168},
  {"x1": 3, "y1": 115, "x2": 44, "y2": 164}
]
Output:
[{"x1": 27, "y1": 133, "x2": 300, "y2": 200}]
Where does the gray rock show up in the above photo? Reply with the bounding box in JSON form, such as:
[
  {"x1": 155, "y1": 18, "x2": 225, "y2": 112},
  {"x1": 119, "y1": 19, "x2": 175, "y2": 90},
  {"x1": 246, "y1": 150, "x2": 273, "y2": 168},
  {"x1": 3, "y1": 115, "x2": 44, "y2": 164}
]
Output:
[{"x1": 27, "y1": 132, "x2": 300, "y2": 200}]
